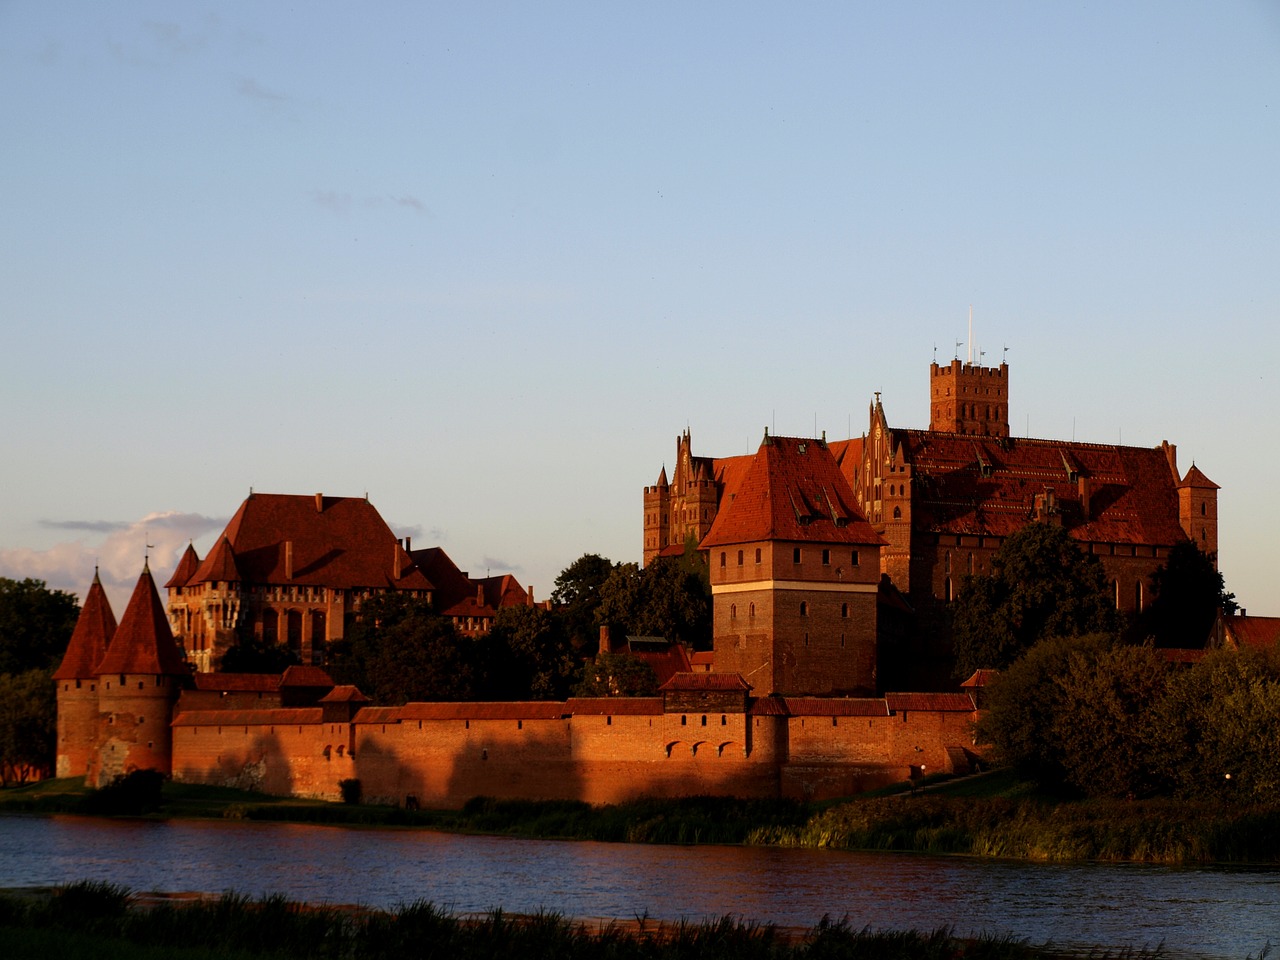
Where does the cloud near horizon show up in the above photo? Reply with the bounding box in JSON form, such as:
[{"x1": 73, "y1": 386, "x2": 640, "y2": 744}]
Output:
[{"x1": 0, "y1": 511, "x2": 226, "y2": 611}]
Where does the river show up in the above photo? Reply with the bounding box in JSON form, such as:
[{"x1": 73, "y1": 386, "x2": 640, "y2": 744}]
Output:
[{"x1": 1, "y1": 815, "x2": 1276, "y2": 959}]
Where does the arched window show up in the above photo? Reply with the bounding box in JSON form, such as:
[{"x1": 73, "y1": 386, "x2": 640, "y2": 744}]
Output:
[
  {"x1": 720, "y1": 552, "x2": 726, "y2": 568},
  {"x1": 749, "y1": 603, "x2": 755, "y2": 618},
  {"x1": 892, "y1": 506, "x2": 901, "y2": 519},
  {"x1": 730, "y1": 603, "x2": 737, "y2": 620},
  {"x1": 737, "y1": 549, "x2": 744, "y2": 565}
]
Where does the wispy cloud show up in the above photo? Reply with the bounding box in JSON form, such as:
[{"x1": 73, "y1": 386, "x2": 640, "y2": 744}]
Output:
[
  {"x1": 393, "y1": 195, "x2": 426, "y2": 214},
  {"x1": 312, "y1": 190, "x2": 428, "y2": 216},
  {"x1": 238, "y1": 77, "x2": 287, "y2": 101},
  {"x1": 0, "y1": 511, "x2": 226, "y2": 612},
  {"x1": 312, "y1": 190, "x2": 352, "y2": 214},
  {"x1": 479, "y1": 556, "x2": 523, "y2": 576}
]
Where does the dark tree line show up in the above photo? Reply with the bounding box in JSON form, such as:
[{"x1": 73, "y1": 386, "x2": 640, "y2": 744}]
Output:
[{"x1": 0, "y1": 578, "x2": 79, "y2": 784}]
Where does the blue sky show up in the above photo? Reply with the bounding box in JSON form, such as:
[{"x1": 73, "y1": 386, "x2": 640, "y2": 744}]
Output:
[{"x1": 2, "y1": 2, "x2": 1278, "y2": 617}]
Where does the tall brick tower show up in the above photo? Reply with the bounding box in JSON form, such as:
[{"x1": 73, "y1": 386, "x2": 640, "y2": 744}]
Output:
[
  {"x1": 1177, "y1": 463, "x2": 1220, "y2": 561},
  {"x1": 929, "y1": 358, "x2": 1009, "y2": 437},
  {"x1": 52, "y1": 569, "x2": 117, "y2": 780},
  {"x1": 703, "y1": 432, "x2": 886, "y2": 696},
  {"x1": 90, "y1": 561, "x2": 188, "y2": 786}
]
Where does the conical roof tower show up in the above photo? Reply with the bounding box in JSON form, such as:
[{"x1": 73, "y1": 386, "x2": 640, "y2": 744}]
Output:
[{"x1": 54, "y1": 569, "x2": 118, "y2": 779}]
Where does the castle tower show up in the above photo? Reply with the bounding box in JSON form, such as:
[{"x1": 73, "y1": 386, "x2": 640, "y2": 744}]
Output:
[
  {"x1": 165, "y1": 542, "x2": 201, "y2": 661},
  {"x1": 52, "y1": 569, "x2": 117, "y2": 780},
  {"x1": 90, "y1": 561, "x2": 189, "y2": 786},
  {"x1": 643, "y1": 465, "x2": 670, "y2": 564},
  {"x1": 929, "y1": 359, "x2": 1009, "y2": 437},
  {"x1": 1178, "y1": 464, "x2": 1220, "y2": 562},
  {"x1": 703, "y1": 432, "x2": 886, "y2": 696}
]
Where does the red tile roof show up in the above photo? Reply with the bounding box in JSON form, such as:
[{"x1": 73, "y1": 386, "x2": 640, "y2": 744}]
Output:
[
  {"x1": 191, "y1": 493, "x2": 431, "y2": 591},
  {"x1": 195, "y1": 537, "x2": 242, "y2": 583},
  {"x1": 747, "y1": 696, "x2": 791, "y2": 716},
  {"x1": 382, "y1": 701, "x2": 570, "y2": 721},
  {"x1": 164, "y1": 544, "x2": 201, "y2": 589},
  {"x1": 701, "y1": 435, "x2": 885, "y2": 548},
  {"x1": 173, "y1": 708, "x2": 323, "y2": 727},
  {"x1": 879, "y1": 432, "x2": 1190, "y2": 546},
  {"x1": 565, "y1": 697, "x2": 664, "y2": 716},
  {"x1": 959, "y1": 669, "x2": 999, "y2": 689},
  {"x1": 1178, "y1": 464, "x2": 1220, "y2": 490},
  {"x1": 659, "y1": 672, "x2": 751, "y2": 692},
  {"x1": 624, "y1": 638, "x2": 693, "y2": 687},
  {"x1": 280, "y1": 665, "x2": 336, "y2": 688},
  {"x1": 53, "y1": 571, "x2": 118, "y2": 681},
  {"x1": 885, "y1": 692, "x2": 976, "y2": 713},
  {"x1": 1224, "y1": 615, "x2": 1280, "y2": 650},
  {"x1": 192, "y1": 673, "x2": 281, "y2": 693},
  {"x1": 318, "y1": 685, "x2": 370, "y2": 703},
  {"x1": 781, "y1": 697, "x2": 889, "y2": 717},
  {"x1": 97, "y1": 564, "x2": 188, "y2": 677}
]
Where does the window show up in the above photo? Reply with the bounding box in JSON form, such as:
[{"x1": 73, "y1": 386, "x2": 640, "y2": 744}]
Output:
[
  {"x1": 730, "y1": 603, "x2": 737, "y2": 620},
  {"x1": 893, "y1": 506, "x2": 901, "y2": 519},
  {"x1": 681, "y1": 715, "x2": 687, "y2": 726},
  {"x1": 755, "y1": 548, "x2": 761, "y2": 563},
  {"x1": 793, "y1": 547, "x2": 801, "y2": 563},
  {"x1": 841, "y1": 603, "x2": 848, "y2": 618},
  {"x1": 737, "y1": 550, "x2": 744, "y2": 565},
  {"x1": 822, "y1": 549, "x2": 830, "y2": 565},
  {"x1": 749, "y1": 603, "x2": 755, "y2": 618},
  {"x1": 701, "y1": 715, "x2": 707, "y2": 726},
  {"x1": 799, "y1": 601, "x2": 808, "y2": 617},
  {"x1": 720, "y1": 552, "x2": 726, "y2": 568},
  {"x1": 851, "y1": 550, "x2": 859, "y2": 566}
]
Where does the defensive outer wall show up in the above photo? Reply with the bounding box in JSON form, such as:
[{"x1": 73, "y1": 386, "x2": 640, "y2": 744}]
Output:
[{"x1": 169, "y1": 689, "x2": 978, "y2": 806}]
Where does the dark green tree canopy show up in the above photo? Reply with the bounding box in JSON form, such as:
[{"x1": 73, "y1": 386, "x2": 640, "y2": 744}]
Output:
[
  {"x1": 952, "y1": 522, "x2": 1120, "y2": 676},
  {"x1": 0, "y1": 668, "x2": 56, "y2": 785},
  {"x1": 482, "y1": 605, "x2": 578, "y2": 700},
  {"x1": 573, "y1": 651, "x2": 659, "y2": 698},
  {"x1": 0, "y1": 577, "x2": 81, "y2": 675},
  {"x1": 327, "y1": 593, "x2": 479, "y2": 704},
  {"x1": 596, "y1": 553, "x2": 711, "y2": 650},
  {"x1": 551, "y1": 553, "x2": 618, "y2": 651},
  {"x1": 1136, "y1": 542, "x2": 1236, "y2": 648}
]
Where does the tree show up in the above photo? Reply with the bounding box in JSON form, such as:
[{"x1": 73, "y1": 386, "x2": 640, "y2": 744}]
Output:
[
  {"x1": 596, "y1": 553, "x2": 711, "y2": 650},
  {"x1": 551, "y1": 553, "x2": 618, "y2": 652},
  {"x1": 1049, "y1": 644, "x2": 1168, "y2": 798},
  {"x1": 327, "y1": 593, "x2": 479, "y2": 704},
  {"x1": 952, "y1": 523, "x2": 1120, "y2": 676},
  {"x1": 0, "y1": 578, "x2": 80, "y2": 675},
  {"x1": 975, "y1": 633, "x2": 1114, "y2": 788},
  {"x1": 1136, "y1": 542, "x2": 1237, "y2": 648},
  {"x1": 218, "y1": 633, "x2": 301, "y2": 673},
  {"x1": 573, "y1": 651, "x2": 659, "y2": 697},
  {"x1": 0, "y1": 668, "x2": 56, "y2": 785},
  {"x1": 482, "y1": 605, "x2": 578, "y2": 700},
  {"x1": 1148, "y1": 647, "x2": 1280, "y2": 803}
]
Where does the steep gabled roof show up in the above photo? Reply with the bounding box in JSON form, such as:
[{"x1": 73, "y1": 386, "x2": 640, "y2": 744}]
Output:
[
  {"x1": 411, "y1": 546, "x2": 475, "y2": 611},
  {"x1": 190, "y1": 493, "x2": 432, "y2": 591},
  {"x1": 194, "y1": 536, "x2": 241, "y2": 583},
  {"x1": 164, "y1": 544, "x2": 201, "y2": 589},
  {"x1": 97, "y1": 564, "x2": 188, "y2": 677},
  {"x1": 1224, "y1": 615, "x2": 1280, "y2": 650},
  {"x1": 623, "y1": 637, "x2": 693, "y2": 687},
  {"x1": 701, "y1": 435, "x2": 884, "y2": 548},
  {"x1": 53, "y1": 571, "x2": 117, "y2": 681},
  {"x1": 1179, "y1": 464, "x2": 1220, "y2": 490}
]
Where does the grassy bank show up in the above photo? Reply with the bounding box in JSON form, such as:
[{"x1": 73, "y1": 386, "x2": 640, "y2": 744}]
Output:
[
  {"x1": 6, "y1": 772, "x2": 1280, "y2": 864},
  {"x1": 0, "y1": 880, "x2": 1091, "y2": 960}
]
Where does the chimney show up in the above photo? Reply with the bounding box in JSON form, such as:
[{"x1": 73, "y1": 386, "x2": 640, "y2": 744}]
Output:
[
  {"x1": 599, "y1": 624, "x2": 612, "y2": 655},
  {"x1": 405, "y1": 536, "x2": 411, "y2": 552},
  {"x1": 315, "y1": 492, "x2": 323, "y2": 512},
  {"x1": 285, "y1": 541, "x2": 294, "y2": 580},
  {"x1": 526, "y1": 585, "x2": 534, "y2": 607},
  {"x1": 393, "y1": 545, "x2": 403, "y2": 581},
  {"x1": 476, "y1": 583, "x2": 484, "y2": 606},
  {"x1": 1078, "y1": 475, "x2": 1092, "y2": 521}
]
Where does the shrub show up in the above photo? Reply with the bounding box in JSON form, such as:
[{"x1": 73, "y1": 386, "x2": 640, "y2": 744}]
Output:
[{"x1": 338, "y1": 778, "x2": 363, "y2": 804}]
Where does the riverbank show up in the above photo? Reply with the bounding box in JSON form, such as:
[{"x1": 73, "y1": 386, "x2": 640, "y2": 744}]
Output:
[
  {"x1": 0, "y1": 879, "x2": 1118, "y2": 960},
  {"x1": 5, "y1": 772, "x2": 1280, "y2": 865}
]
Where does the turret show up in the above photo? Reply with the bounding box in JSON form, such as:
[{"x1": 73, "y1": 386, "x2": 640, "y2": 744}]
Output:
[
  {"x1": 90, "y1": 562, "x2": 189, "y2": 786},
  {"x1": 929, "y1": 359, "x2": 1009, "y2": 437},
  {"x1": 52, "y1": 569, "x2": 116, "y2": 780},
  {"x1": 1178, "y1": 464, "x2": 1220, "y2": 561}
]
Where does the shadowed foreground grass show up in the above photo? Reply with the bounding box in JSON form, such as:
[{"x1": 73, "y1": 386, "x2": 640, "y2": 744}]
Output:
[{"x1": 0, "y1": 880, "x2": 1125, "y2": 960}]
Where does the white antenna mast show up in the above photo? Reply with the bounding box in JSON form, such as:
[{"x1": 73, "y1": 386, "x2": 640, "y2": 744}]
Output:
[{"x1": 967, "y1": 305, "x2": 974, "y2": 365}]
